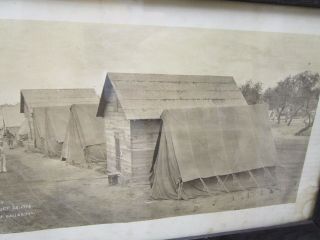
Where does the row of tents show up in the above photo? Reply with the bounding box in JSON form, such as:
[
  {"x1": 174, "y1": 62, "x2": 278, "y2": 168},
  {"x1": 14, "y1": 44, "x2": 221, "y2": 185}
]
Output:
[
  {"x1": 2, "y1": 73, "x2": 280, "y2": 200},
  {"x1": 0, "y1": 95, "x2": 107, "y2": 172},
  {"x1": 16, "y1": 89, "x2": 106, "y2": 171}
]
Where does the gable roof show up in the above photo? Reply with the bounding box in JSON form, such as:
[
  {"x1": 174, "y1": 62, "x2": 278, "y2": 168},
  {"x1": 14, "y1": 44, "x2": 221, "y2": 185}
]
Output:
[
  {"x1": 20, "y1": 88, "x2": 99, "y2": 113},
  {"x1": 1, "y1": 104, "x2": 25, "y2": 128},
  {"x1": 97, "y1": 72, "x2": 246, "y2": 119}
]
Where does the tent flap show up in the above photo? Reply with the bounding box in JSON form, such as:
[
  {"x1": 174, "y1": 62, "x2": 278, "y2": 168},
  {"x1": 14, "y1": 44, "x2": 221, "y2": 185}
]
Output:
[
  {"x1": 33, "y1": 106, "x2": 70, "y2": 156},
  {"x1": 62, "y1": 104, "x2": 106, "y2": 169}
]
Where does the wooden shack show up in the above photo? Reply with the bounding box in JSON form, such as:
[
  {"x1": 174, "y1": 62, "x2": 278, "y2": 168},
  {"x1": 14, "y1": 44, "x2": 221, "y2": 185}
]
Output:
[
  {"x1": 20, "y1": 89, "x2": 99, "y2": 150},
  {"x1": 97, "y1": 73, "x2": 247, "y2": 185}
]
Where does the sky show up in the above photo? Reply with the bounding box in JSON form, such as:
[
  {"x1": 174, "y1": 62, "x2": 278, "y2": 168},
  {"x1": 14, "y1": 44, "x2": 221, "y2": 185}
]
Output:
[{"x1": 0, "y1": 19, "x2": 320, "y2": 104}]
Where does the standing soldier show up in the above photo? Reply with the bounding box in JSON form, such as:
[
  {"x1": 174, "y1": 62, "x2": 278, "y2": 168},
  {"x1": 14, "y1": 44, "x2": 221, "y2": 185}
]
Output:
[
  {"x1": 5, "y1": 129, "x2": 14, "y2": 149},
  {"x1": 0, "y1": 134, "x2": 6, "y2": 173}
]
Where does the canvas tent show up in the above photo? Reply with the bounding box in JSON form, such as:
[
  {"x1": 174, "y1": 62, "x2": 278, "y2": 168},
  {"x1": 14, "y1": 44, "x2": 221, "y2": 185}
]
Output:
[
  {"x1": 97, "y1": 72, "x2": 247, "y2": 185},
  {"x1": 17, "y1": 118, "x2": 29, "y2": 140},
  {"x1": 32, "y1": 106, "x2": 70, "y2": 157},
  {"x1": 151, "y1": 104, "x2": 278, "y2": 200},
  {"x1": 20, "y1": 89, "x2": 99, "y2": 149},
  {"x1": 1, "y1": 104, "x2": 25, "y2": 135},
  {"x1": 62, "y1": 104, "x2": 106, "y2": 172},
  {"x1": 0, "y1": 114, "x2": 3, "y2": 131}
]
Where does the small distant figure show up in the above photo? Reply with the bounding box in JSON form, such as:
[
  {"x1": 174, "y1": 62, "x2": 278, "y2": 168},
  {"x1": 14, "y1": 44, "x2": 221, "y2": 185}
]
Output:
[
  {"x1": 5, "y1": 129, "x2": 15, "y2": 149},
  {"x1": 269, "y1": 110, "x2": 276, "y2": 121},
  {"x1": 0, "y1": 137, "x2": 7, "y2": 173}
]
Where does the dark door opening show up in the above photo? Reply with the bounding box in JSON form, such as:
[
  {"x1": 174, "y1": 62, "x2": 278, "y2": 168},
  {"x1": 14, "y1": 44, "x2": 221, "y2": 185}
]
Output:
[{"x1": 115, "y1": 132, "x2": 121, "y2": 172}]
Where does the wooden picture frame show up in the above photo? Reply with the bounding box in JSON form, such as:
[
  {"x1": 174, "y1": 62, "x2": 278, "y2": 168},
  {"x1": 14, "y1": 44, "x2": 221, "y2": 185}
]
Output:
[{"x1": 1, "y1": 1, "x2": 319, "y2": 239}]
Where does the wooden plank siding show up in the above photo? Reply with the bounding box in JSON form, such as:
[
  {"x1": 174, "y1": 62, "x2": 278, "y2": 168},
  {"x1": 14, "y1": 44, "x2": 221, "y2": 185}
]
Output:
[
  {"x1": 130, "y1": 119, "x2": 161, "y2": 184},
  {"x1": 104, "y1": 86, "x2": 132, "y2": 184}
]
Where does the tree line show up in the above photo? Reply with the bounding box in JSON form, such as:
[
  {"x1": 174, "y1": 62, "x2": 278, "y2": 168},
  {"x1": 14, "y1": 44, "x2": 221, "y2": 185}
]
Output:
[{"x1": 240, "y1": 71, "x2": 320, "y2": 136}]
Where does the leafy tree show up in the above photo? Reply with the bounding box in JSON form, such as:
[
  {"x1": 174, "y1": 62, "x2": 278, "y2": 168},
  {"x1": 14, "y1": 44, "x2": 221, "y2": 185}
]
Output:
[
  {"x1": 285, "y1": 72, "x2": 319, "y2": 126},
  {"x1": 240, "y1": 80, "x2": 263, "y2": 105},
  {"x1": 263, "y1": 77, "x2": 295, "y2": 124},
  {"x1": 262, "y1": 71, "x2": 319, "y2": 135},
  {"x1": 292, "y1": 71, "x2": 320, "y2": 135}
]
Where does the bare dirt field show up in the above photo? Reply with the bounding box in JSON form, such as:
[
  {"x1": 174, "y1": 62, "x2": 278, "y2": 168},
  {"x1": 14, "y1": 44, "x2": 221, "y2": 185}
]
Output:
[
  {"x1": 271, "y1": 118, "x2": 310, "y2": 137},
  {"x1": 0, "y1": 132, "x2": 309, "y2": 234}
]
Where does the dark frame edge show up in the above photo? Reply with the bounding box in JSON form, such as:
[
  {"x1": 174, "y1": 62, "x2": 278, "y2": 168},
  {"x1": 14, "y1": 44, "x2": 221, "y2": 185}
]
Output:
[
  {"x1": 227, "y1": 0, "x2": 320, "y2": 8},
  {"x1": 176, "y1": 187, "x2": 320, "y2": 240}
]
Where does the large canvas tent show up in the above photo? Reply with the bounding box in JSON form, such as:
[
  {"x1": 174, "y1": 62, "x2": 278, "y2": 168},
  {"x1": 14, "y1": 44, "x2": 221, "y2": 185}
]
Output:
[
  {"x1": 97, "y1": 73, "x2": 247, "y2": 184},
  {"x1": 62, "y1": 104, "x2": 106, "y2": 172},
  {"x1": 151, "y1": 104, "x2": 278, "y2": 200},
  {"x1": 33, "y1": 106, "x2": 70, "y2": 157},
  {"x1": 17, "y1": 118, "x2": 29, "y2": 140},
  {"x1": 0, "y1": 115, "x2": 3, "y2": 131},
  {"x1": 20, "y1": 88, "x2": 99, "y2": 149}
]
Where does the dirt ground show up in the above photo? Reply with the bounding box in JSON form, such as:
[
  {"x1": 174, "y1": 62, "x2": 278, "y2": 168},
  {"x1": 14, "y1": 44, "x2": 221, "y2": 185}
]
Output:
[
  {"x1": 0, "y1": 132, "x2": 310, "y2": 234},
  {"x1": 271, "y1": 118, "x2": 311, "y2": 137}
]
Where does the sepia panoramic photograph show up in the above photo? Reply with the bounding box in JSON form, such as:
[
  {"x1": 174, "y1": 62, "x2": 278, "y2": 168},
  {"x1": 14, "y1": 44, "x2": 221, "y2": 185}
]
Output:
[{"x1": 0, "y1": 18, "x2": 319, "y2": 234}]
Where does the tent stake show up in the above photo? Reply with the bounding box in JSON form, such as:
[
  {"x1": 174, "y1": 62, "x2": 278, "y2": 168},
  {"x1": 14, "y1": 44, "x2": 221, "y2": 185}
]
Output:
[
  {"x1": 216, "y1": 175, "x2": 230, "y2": 193},
  {"x1": 222, "y1": 174, "x2": 230, "y2": 184},
  {"x1": 264, "y1": 167, "x2": 273, "y2": 178},
  {"x1": 263, "y1": 167, "x2": 275, "y2": 183},
  {"x1": 199, "y1": 178, "x2": 211, "y2": 195},
  {"x1": 232, "y1": 173, "x2": 245, "y2": 191},
  {"x1": 248, "y1": 171, "x2": 260, "y2": 188}
]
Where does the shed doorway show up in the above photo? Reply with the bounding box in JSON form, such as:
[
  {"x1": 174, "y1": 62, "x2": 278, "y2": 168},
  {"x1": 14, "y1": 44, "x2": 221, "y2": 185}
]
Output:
[{"x1": 114, "y1": 132, "x2": 121, "y2": 172}]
